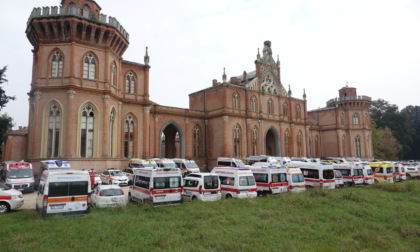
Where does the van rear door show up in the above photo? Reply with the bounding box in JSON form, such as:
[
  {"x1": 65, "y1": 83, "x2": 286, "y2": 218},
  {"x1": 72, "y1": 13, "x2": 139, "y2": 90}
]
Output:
[{"x1": 46, "y1": 180, "x2": 89, "y2": 214}]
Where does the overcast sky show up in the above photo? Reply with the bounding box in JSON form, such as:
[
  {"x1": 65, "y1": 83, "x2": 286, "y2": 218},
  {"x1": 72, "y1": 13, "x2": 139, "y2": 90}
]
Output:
[{"x1": 1, "y1": 0, "x2": 419, "y2": 129}]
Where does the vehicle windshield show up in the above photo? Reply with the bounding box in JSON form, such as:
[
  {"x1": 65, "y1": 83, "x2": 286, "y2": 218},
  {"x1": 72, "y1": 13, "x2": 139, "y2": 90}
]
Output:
[
  {"x1": 334, "y1": 171, "x2": 342, "y2": 178},
  {"x1": 203, "y1": 176, "x2": 219, "y2": 189},
  {"x1": 131, "y1": 163, "x2": 141, "y2": 168},
  {"x1": 7, "y1": 169, "x2": 33, "y2": 179},
  {"x1": 238, "y1": 176, "x2": 255, "y2": 186},
  {"x1": 0, "y1": 182, "x2": 11, "y2": 191},
  {"x1": 101, "y1": 189, "x2": 123, "y2": 196},
  {"x1": 353, "y1": 169, "x2": 363, "y2": 176},
  {"x1": 292, "y1": 174, "x2": 305, "y2": 183},
  {"x1": 235, "y1": 161, "x2": 247, "y2": 168},
  {"x1": 323, "y1": 170, "x2": 335, "y2": 179},
  {"x1": 366, "y1": 169, "x2": 373, "y2": 175},
  {"x1": 110, "y1": 171, "x2": 124, "y2": 176},
  {"x1": 185, "y1": 162, "x2": 199, "y2": 169}
]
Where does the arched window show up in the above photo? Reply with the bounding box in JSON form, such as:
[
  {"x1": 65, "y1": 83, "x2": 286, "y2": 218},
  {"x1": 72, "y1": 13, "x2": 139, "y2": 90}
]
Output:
[
  {"x1": 284, "y1": 130, "x2": 289, "y2": 157},
  {"x1": 83, "y1": 53, "x2": 96, "y2": 80},
  {"x1": 233, "y1": 93, "x2": 239, "y2": 110},
  {"x1": 109, "y1": 109, "x2": 115, "y2": 157},
  {"x1": 353, "y1": 113, "x2": 359, "y2": 125},
  {"x1": 50, "y1": 50, "x2": 63, "y2": 78},
  {"x1": 82, "y1": 4, "x2": 90, "y2": 17},
  {"x1": 125, "y1": 72, "x2": 135, "y2": 94},
  {"x1": 297, "y1": 131, "x2": 303, "y2": 157},
  {"x1": 233, "y1": 125, "x2": 241, "y2": 158},
  {"x1": 296, "y1": 105, "x2": 301, "y2": 118},
  {"x1": 355, "y1": 135, "x2": 361, "y2": 157},
  {"x1": 80, "y1": 105, "x2": 95, "y2": 158},
  {"x1": 268, "y1": 99, "x2": 273, "y2": 115},
  {"x1": 252, "y1": 127, "x2": 257, "y2": 155},
  {"x1": 251, "y1": 96, "x2": 257, "y2": 112},
  {"x1": 47, "y1": 104, "x2": 61, "y2": 158},
  {"x1": 283, "y1": 103, "x2": 288, "y2": 116},
  {"x1": 193, "y1": 126, "x2": 201, "y2": 158},
  {"x1": 110, "y1": 63, "x2": 116, "y2": 87},
  {"x1": 124, "y1": 115, "x2": 135, "y2": 158}
]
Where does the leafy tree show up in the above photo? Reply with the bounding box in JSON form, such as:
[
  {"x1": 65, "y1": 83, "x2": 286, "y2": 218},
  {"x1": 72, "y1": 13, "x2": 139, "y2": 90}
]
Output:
[
  {"x1": 0, "y1": 66, "x2": 16, "y2": 110},
  {"x1": 0, "y1": 113, "x2": 14, "y2": 160},
  {"x1": 401, "y1": 106, "x2": 420, "y2": 159},
  {"x1": 374, "y1": 126, "x2": 402, "y2": 161},
  {"x1": 370, "y1": 118, "x2": 380, "y2": 154}
]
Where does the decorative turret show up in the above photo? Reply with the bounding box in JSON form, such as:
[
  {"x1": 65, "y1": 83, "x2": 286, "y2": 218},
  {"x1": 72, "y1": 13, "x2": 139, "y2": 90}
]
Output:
[
  {"x1": 288, "y1": 84, "x2": 292, "y2": 97},
  {"x1": 260, "y1": 41, "x2": 277, "y2": 68},
  {"x1": 276, "y1": 55, "x2": 280, "y2": 67},
  {"x1": 222, "y1": 67, "x2": 227, "y2": 83},
  {"x1": 303, "y1": 88, "x2": 306, "y2": 100},
  {"x1": 144, "y1": 47, "x2": 150, "y2": 66},
  {"x1": 257, "y1": 48, "x2": 261, "y2": 61}
]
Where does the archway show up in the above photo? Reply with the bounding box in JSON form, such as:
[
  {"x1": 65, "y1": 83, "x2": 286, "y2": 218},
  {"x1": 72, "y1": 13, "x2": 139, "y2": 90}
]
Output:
[
  {"x1": 159, "y1": 122, "x2": 184, "y2": 158},
  {"x1": 265, "y1": 127, "x2": 280, "y2": 156}
]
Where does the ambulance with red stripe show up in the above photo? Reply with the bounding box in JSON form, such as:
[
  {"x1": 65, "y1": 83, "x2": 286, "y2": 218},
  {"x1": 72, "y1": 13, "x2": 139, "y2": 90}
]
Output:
[
  {"x1": 360, "y1": 163, "x2": 374, "y2": 185},
  {"x1": 285, "y1": 166, "x2": 306, "y2": 192},
  {"x1": 288, "y1": 161, "x2": 336, "y2": 189},
  {"x1": 392, "y1": 162, "x2": 407, "y2": 182},
  {"x1": 250, "y1": 163, "x2": 288, "y2": 195},
  {"x1": 332, "y1": 163, "x2": 364, "y2": 186},
  {"x1": 36, "y1": 169, "x2": 91, "y2": 216},
  {"x1": 1, "y1": 161, "x2": 35, "y2": 193},
  {"x1": 211, "y1": 167, "x2": 257, "y2": 199},
  {"x1": 183, "y1": 173, "x2": 221, "y2": 201},
  {"x1": 128, "y1": 168, "x2": 183, "y2": 206},
  {"x1": 0, "y1": 182, "x2": 24, "y2": 214},
  {"x1": 370, "y1": 162, "x2": 394, "y2": 183}
]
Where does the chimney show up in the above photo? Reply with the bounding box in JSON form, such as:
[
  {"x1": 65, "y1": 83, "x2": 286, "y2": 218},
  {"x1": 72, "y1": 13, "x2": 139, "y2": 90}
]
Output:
[{"x1": 212, "y1": 79, "x2": 218, "y2": 86}]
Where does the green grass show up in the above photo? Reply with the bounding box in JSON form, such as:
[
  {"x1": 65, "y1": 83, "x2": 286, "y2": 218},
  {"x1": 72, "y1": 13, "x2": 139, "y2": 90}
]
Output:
[{"x1": 1, "y1": 181, "x2": 420, "y2": 252}]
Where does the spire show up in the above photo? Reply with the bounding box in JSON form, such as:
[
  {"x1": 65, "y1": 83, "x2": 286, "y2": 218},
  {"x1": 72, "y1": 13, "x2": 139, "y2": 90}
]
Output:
[
  {"x1": 276, "y1": 55, "x2": 280, "y2": 67},
  {"x1": 303, "y1": 88, "x2": 306, "y2": 100},
  {"x1": 144, "y1": 47, "x2": 149, "y2": 66},
  {"x1": 288, "y1": 84, "x2": 292, "y2": 97},
  {"x1": 257, "y1": 48, "x2": 261, "y2": 61},
  {"x1": 222, "y1": 67, "x2": 227, "y2": 83}
]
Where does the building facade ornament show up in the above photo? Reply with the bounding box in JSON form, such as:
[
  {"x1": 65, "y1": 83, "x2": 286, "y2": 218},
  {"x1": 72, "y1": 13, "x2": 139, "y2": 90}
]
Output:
[{"x1": 66, "y1": 90, "x2": 76, "y2": 99}]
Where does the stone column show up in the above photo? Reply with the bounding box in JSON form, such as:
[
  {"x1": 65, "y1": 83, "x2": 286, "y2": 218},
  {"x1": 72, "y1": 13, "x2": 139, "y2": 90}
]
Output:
[
  {"x1": 305, "y1": 125, "x2": 310, "y2": 157},
  {"x1": 102, "y1": 95, "x2": 110, "y2": 158},
  {"x1": 223, "y1": 116, "x2": 229, "y2": 156},
  {"x1": 31, "y1": 91, "x2": 42, "y2": 158},
  {"x1": 336, "y1": 130, "x2": 343, "y2": 157},
  {"x1": 65, "y1": 90, "x2": 76, "y2": 158},
  {"x1": 154, "y1": 114, "x2": 159, "y2": 157},
  {"x1": 279, "y1": 122, "x2": 284, "y2": 156},
  {"x1": 290, "y1": 124, "x2": 295, "y2": 157},
  {"x1": 144, "y1": 66, "x2": 150, "y2": 102},
  {"x1": 143, "y1": 106, "x2": 151, "y2": 158},
  {"x1": 259, "y1": 120, "x2": 264, "y2": 155},
  {"x1": 117, "y1": 102, "x2": 122, "y2": 157},
  {"x1": 184, "y1": 118, "x2": 190, "y2": 158}
]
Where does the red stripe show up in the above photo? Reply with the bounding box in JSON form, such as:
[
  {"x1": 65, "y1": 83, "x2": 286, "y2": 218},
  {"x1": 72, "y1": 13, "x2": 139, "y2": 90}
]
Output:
[
  {"x1": 183, "y1": 189, "x2": 221, "y2": 193},
  {"x1": 221, "y1": 187, "x2": 257, "y2": 193},
  {"x1": 0, "y1": 196, "x2": 12, "y2": 200}
]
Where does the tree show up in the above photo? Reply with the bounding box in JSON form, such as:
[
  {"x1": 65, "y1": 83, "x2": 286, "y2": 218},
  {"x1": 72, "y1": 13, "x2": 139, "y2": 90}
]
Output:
[
  {"x1": 374, "y1": 126, "x2": 402, "y2": 161},
  {"x1": 0, "y1": 66, "x2": 16, "y2": 110},
  {"x1": 0, "y1": 113, "x2": 14, "y2": 160},
  {"x1": 401, "y1": 106, "x2": 420, "y2": 159}
]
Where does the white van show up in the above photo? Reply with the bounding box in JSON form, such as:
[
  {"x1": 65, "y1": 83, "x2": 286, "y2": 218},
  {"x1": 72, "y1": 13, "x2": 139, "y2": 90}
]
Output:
[
  {"x1": 334, "y1": 170, "x2": 344, "y2": 188},
  {"x1": 288, "y1": 161, "x2": 336, "y2": 189},
  {"x1": 359, "y1": 163, "x2": 374, "y2": 185},
  {"x1": 128, "y1": 159, "x2": 158, "y2": 169},
  {"x1": 216, "y1": 157, "x2": 249, "y2": 168},
  {"x1": 370, "y1": 162, "x2": 394, "y2": 183},
  {"x1": 250, "y1": 163, "x2": 288, "y2": 195},
  {"x1": 1, "y1": 161, "x2": 35, "y2": 193},
  {"x1": 128, "y1": 168, "x2": 183, "y2": 206},
  {"x1": 183, "y1": 173, "x2": 221, "y2": 201},
  {"x1": 172, "y1": 159, "x2": 200, "y2": 176},
  {"x1": 245, "y1": 155, "x2": 280, "y2": 166},
  {"x1": 403, "y1": 162, "x2": 420, "y2": 179},
  {"x1": 284, "y1": 166, "x2": 306, "y2": 192},
  {"x1": 211, "y1": 167, "x2": 257, "y2": 199},
  {"x1": 35, "y1": 160, "x2": 71, "y2": 189},
  {"x1": 36, "y1": 169, "x2": 91, "y2": 216},
  {"x1": 332, "y1": 163, "x2": 364, "y2": 186},
  {"x1": 392, "y1": 162, "x2": 407, "y2": 182},
  {"x1": 152, "y1": 158, "x2": 178, "y2": 169}
]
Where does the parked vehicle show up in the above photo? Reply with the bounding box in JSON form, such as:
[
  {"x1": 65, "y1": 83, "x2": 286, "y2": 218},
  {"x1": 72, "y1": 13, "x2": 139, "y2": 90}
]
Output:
[
  {"x1": 183, "y1": 173, "x2": 221, "y2": 201},
  {"x1": 1, "y1": 161, "x2": 35, "y2": 193},
  {"x1": 129, "y1": 168, "x2": 183, "y2": 206},
  {"x1": 370, "y1": 162, "x2": 394, "y2": 183},
  {"x1": 361, "y1": 164, "x2": 374, "y2": 185},
  {"x1": 216, "y1": 157, "x2": 248, "y2": 168},
  {"x1": 35, "y1": 160, "x2": 71, "y2": 189},
  {"x1": 211, "y1": 166, "x2": 257, "y2": 199},
  {"x1": 94, "y1": 172, "x2": 102, "y2": 187},
  {"x1": 90, "y1": 185, "x2": 127, "y2": 208},
  {"x1": 100, "y1": 168, "x2": 129, "y2": 186},
  {"x1": 288, "y1": 161, "x2": 336, "y2": 189},
  {"x1": 334, "y1": 170, "x2": 344, "y2": 188},
  {"x1": 122, "y1": 167, "x2": 134, "y2": 185},
  {"x1": 250, "y1": 163, "x2": 288, "y2": 195},
  {"x1": 0, "y1": 182, "x2": 24, "y2": 214},
  {"x1": 128, "y1": 159, "x2": 158, "y2": 169},
  {"x1": 152, "y1": 158, "x2": 178, "y2": 168},
  {"x1": 36, "y1": 169, "x2": 91, "y2": 216},
  {"x1": 332, "y1": 163, "x2": 364, "y2": 186},
  {"x1": 403, "y1": 161, "x2": 420, "y2": 179},
  {"x1": 173, "y1": 159, "x2": 200, "y2": 177},
  {"x1": 284, "y1": 166, "x2": 306, "y2": 192},
  {"x1": 392, "y1": 162, "x2": 407, "y2": 182},
  {"x1": 245, "y1": 155, "x2": 281, "y2": 166}
]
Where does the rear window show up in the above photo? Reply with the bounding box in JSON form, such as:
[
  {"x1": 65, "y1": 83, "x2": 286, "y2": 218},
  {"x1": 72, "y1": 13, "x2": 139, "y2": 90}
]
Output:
[
  {"x1": 272, "y1": 173, "x2": 287, "y2": 183},
  {"x1": 302, "y1": 169, "x2": 319, "y2": 179},
  {"x1": 220, "y1": 176, "x2": 235, "y2": 186},
  {"x1": 153, "y1": 176, "x2": 181, "y2": 189},
  {"x1": 292, "y1": 174, "x2": 304, "y2": 183},
  {"x1": 239, "y1": 176, "x2": 255, "y2": 186},
  {"x1": 386, "y1": 168, "x2": 393, "y2": 174},
  {"x1": 338, "y1": 169, "x2": 350, "y2": 176},
  {"x1": 353, "y1": 169, "x2": 363, "y2": 176},
  {"x1": 334, "y1": 171, "x2": 342, "y2": 178},
  {"x1": 49, "y1": 181, "x2": 88, "y2": 197},
  {"x1": 184, "y1": 179, "x2": 199, "y2": 188},
  {"x1": 323, "y1": 170, "x2": 334, "y2": 180},
  {"x1": 101, "y1": 189, "x2": 123, "y2": 196},
  {"x1": 254, "y1": 173, "x2": 268, "y2": 183},
  {"x1": 204, "y1": 176, "x2": 219, "y2": 189}
]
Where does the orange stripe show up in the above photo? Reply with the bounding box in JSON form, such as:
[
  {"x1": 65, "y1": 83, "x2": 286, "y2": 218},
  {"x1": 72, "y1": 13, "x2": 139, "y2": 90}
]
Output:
[{"x1": 48, "y1": 196, "x2": 88, "y2": 203}]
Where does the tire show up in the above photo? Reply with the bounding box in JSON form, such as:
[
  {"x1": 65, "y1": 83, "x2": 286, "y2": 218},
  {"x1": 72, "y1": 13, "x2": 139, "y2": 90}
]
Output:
[
  {"x1": 226, "y1": 194, "x2": 232, "y2": 199},
  {"x1": 192, "y1": 196, "x2": 197, "y2": 201},
  {"x1": 0, "y1": 202, "x2": 10, "y2": 214},
  {"x1": 128, "y1": 193, "x2": 134, "y2": 203}
]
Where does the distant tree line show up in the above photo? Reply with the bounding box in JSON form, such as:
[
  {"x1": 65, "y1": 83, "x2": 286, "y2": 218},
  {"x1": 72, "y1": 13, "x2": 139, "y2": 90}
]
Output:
[
  {"x1": 0, "y1": 66, "x2": 15, "y2": 161},
  {"x1": 370, "y1": 99, "x2": 420, "y2": 160}
]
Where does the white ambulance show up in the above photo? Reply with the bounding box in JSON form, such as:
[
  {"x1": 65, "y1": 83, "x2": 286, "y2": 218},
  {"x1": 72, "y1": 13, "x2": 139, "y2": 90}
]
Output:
[
  {"x1": 403, "y1": 161, "x2": 420, "y2": 179},
  {"x1": 370, "y1": 162, "x2": 394, "y2": 183},
  {"x1": 332, "y1": 163, "x2": 364, "y2": 186},
  {"x1": 1, "y1": 161, "x2": 35, "y2": 193},
  {"x1": 360, "y1": 163, "x2": 375, "y2": 185},
  {"x1": 35, "y1": 160, "x2": 71, "y2": 189},
  {"x1": 288, "y1": 161, "x2": 336, "y2": 189},
  {"x1": 216, "y1": 157, "x2": 249, "y2": 168},
  {"x1": 0, "y1": 182, "x2": 24, "y2": 214},
  {"x1": 128, "y1": 159, "x2": 158, "y2": 169},
  {"x1": 128, "y1": 168, "x2": 183, "y2": 206},
  {"x1": 392, "y1": 162, "x2": 407, "y2": 182},
  {"x1": 183, "y1": 173, "x2": 221, "y2": 201},
  {"x1": 250, "y1": 163, "x2": 288, "y2": 195},
  {"x1": 36, "y1": 169, "x2": 91, "y2": 216},
  {"x1": 152, "y1": 158, "x2": 178, "y2": 169},
  {"x1": 172, "y1": 159, "x2": 200, "y2": 177},
  {"x1": 284, "y1": 166, "x2": 306, "y2": 192},
  {"x1": 211, "y1": 167, "x2": 257, "y2": 199}
]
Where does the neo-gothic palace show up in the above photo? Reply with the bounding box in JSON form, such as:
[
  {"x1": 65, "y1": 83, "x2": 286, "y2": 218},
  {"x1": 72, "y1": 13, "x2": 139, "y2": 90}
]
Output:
[{"x1": 4, "y1": 0, "x2": 373, "y2": 171}]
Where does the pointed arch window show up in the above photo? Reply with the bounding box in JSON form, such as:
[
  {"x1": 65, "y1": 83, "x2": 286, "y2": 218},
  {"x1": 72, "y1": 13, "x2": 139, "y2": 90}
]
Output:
[
  {"x1": 355, "y1": 135, "x2": 361, "y2": 157},
  {"x1": 50, "y1": 50, "x2": 63, "y2": 78},
  {"x1": 284, "y1": 130, "x2": 289, "y2": 157},
  {"x1": 268, "y1": 99, "x2": 273, "y2": 115},
  {"x1": 47, "y1": 104, "x2": 61, "y2": 158},
  {"x1": 110, "y1": 63, "x2": 116, "y2": 87},
  {"x1": 125, "y1": 72, "x2": 135, "y2": 94},
  {"x1": 353, "y1": 113, "x2": 359, "y2": 125},
  {"x1": 124, "y1": 115, "x2": 135, "y2": 158},
  {"x1": 251, "y1": 96, "x2": 257, "y2": 112},
  {"x1": 233, "y1": 125, "x2": 241, "y2": 158},
  {"x1": 297, "y1": 131, "x2": 303, "y2": 157},
  {"x1": 283, "y1": 103, "x2": 288, "y2": 116},
  {"x1": 83, "y1": 54, "x2": 96, "y2": 80},
  {"x1": 193, "y1": 126, "x2": 201, "y2": 158},
  {"x1": 233, "y1": 93, "x2": 239, "y2": 110},
  {"x1": 252, "y1": 127, "x2": 258, "y2": 155},
  {"x1": 109, "y1": 109, "x2": 115, "y2": 157},
  {"x1": 296, "y1": 105, "x2": 301, "y2": 118},
  {"x1": 81, "y1": 105, "x2": 95, "y2": 158}
]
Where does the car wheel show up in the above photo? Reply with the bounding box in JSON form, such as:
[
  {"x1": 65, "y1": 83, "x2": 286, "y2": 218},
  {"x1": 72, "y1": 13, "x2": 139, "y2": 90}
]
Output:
[
  {"x1": 192, "y1": 196, "x2": 197, "y2": 201},
  {"x1": 226, "y1": 194, "x2": 232, "y2": 199},
  {"x1": 128, "y1": 193, "x2": 134, "y2": 203},
  {"x1": 0, "y1": 203, "x2": 10, "y2": 214}
]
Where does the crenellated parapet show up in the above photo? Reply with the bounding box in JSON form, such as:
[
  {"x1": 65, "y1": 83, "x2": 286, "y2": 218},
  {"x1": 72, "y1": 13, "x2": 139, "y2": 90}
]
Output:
[{"x1": 326, "y1": 95, "x2": 372, "y2": 108}]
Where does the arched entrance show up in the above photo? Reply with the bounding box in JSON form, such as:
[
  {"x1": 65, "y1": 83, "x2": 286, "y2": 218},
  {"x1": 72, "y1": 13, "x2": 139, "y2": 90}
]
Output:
[
  {"x1": 159, "y1": 122, "x2": 184, "y2": 158},
  {"x1": 265, "y1": 127, "x2": 280, "y2": 156}
]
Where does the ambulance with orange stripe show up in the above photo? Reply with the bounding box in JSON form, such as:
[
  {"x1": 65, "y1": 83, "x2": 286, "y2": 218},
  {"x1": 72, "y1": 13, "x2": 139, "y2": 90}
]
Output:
[
  {"x1": 288, "y1": 161, "x2": 336, "y2": 189},
  {"x1": 211, "y1": 167, "x2": 257, "y2": 199},
  {"x1": 369, "y1": 162, "x2": 394, "y2": 183},
  {"x1": 36, "y1": 170, "x2": 91, "y2": 216},
  {"x1": 285, "y1": 166, "x2": 306, "y2": 192},
  {"x1": 250, "y1": 163, "x2": 288, "y2": 195},
  {"x1": 392, "y1": 162, "x2": 407, "y2": 182},
  {"x1": 128, "y1": 168, "x2": 183, "y2": 206}
]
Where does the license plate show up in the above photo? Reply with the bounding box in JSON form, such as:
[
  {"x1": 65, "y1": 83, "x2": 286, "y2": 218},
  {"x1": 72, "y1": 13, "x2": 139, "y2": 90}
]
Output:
[
  {"x1": 51, "y1": 204, "x2": 65, "y2": 210},
  {"x1": 155, "y1": 195, "x2": 165, "y2": 199},
  {"x1": 272, "y1": 187, "x2": 280, "y2": 193},
  {"x1": 112, "y1": 197, "x2": 121, "y2": 202},
  {"x1": 204, "y1": 192, "x2": 211, "y2": 195}
]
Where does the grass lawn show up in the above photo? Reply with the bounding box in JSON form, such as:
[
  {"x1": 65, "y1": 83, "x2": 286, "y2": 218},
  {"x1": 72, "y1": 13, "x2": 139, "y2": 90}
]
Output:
[{"x1": 1, "y1": 181, "x2": 419, "y2": 252}]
